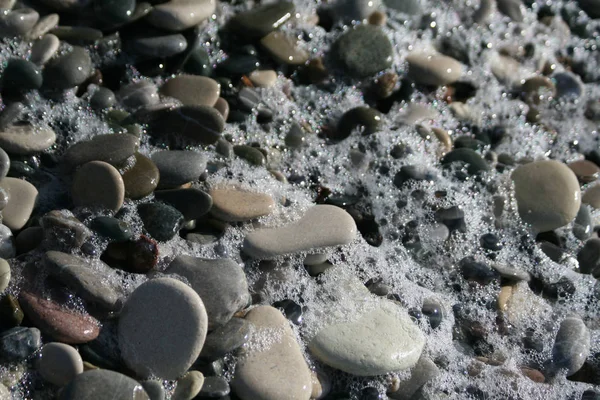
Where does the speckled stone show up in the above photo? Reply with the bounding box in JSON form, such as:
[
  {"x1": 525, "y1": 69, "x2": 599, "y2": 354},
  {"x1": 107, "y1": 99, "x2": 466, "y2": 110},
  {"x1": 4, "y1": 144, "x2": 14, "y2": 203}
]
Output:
[
  {"x1": 227, "y1": 1, "x2": 295, "y2": 39},
  {"x1": 151, "y1": 150, "x2": 206, "y2": 189},
  {"x1": 137, "y1": 202, "x2": 184, "y2": 242},
  {"x1": 231, "y1": 305, "x2": 312, "y2": 400},
  {"x1": 210, "y1": 186, "x2": 274, "y2": 222},
  {"x1": 512, "y1": 160, "x2": 581, "y2": 231},
  {"x1": 0, "y1": 177, "x2": 38, "y2": 231},
  {"x1": 118, "y1": 278, "x2": 208, "y2": 379},
  {"x1": 72, "y1": 161, "x2": 125, "y2": 212},
  {"x1": 243, "y1": 205, "x2": 357, "y2": 259},
  {"x1": 333, "y1": 25, "x2": 393, "y2": 78}
]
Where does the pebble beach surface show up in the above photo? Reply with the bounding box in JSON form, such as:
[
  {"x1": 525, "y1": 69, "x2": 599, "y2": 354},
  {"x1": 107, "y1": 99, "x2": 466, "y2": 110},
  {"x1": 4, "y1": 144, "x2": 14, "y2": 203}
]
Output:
[{"x1": 0, "y1": 0, "x2": 598, "y2": 399}]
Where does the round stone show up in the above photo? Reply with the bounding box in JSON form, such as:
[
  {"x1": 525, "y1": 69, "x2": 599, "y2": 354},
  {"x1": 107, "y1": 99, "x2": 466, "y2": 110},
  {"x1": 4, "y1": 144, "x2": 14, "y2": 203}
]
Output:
[
  {"x1": 209, "y1": 186, "x2": 274, "y2": 222},
  {"x1": 59, "y1": 369, "x2": 149, "y2": 400},
  {"x1": 512, "y1": 160, "x2": 581, "y2": 232},
  {"x1": 333, "y1": 25, "x2": 393, "y2": 78},
  {"x1": 43, "y1": 46, "x2": 92, "y2": 89},
  {"x1": 122, "y1": 153, "x2": 159, "y2": 199},
  {"x1": 39, "y1": 342, "x2": 84, "y2": 386},
  {"x1": 118, "y1": 277, "x2": 208, "y2": 379},
  {"x1": 0, "y1": 124, "x2": 56, "y2": 155},
  {"x1": 90, "y1": 87, "x2": 116, "y2": 110},
  {"x1": 151, "y1": 150, "x2": 206, "y2": 189},
  {"x1": 72, "y1": 161, "x2": 125, "y2": 213}
]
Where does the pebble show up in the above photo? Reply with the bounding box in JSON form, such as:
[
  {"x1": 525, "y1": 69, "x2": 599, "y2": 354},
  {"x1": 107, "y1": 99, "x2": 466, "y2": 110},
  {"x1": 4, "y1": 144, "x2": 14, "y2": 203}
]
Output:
[
  {"x1": 383, "y1": 0, "x2": 420, "y2": 14},
  {"x1": 142, "y1": 380, "x2": 165, "y2": 400},
  {"x1": 333, "y1": 25, "x2": 393, "y2": 78},
  {"x1": 0, "y1": 258, "x2": 9, "y2": 291},
  {"x1": 173, "y1": 371, "x2": 204, "y2": 400},
  {"x1": 63, "y1": 134, "x2": 139, "y2": 168},
  {"x1": 51, "y1": 26, "x2": 102, "y2": 44},
  {"x1": 90, "y1": 87, "x2": 116, "y2": 110},
  {"x1": 214, "y1": 97, "x2": 230, "y2": 121},
  {"x1": 422, "y1": 298, "x2": 445, "y2": 329},
  {"x1": 38, "y1": 342, "x2": 83, "y2": 386},
  {"x1": 0, "y1": 177, "x2": 38, "y2": 231},
  {"x1": 154, "y1": 188, "x2": 212, "y2": 221},
  {"x1": 568, "y1": 160, "x2": 600, "y2": 183},
  {"x1": 72, "y1": 161, "x2": 125, "y2": 212},
  {"x1": 248, "y1": 70, "x2": 277, "y2": 88},
  {"x1": 166, "y1": 255, "x2": 250, "y2": 329},
  {"x1": 227, "y1": 1, "x2": 295, "y2": 39},
  {"x1": 146, "y1": 105, "x2": 224, "y2": 146},
  {"x1": 15, "y1": 226, "x2": 43, "y2": 254},
  {"x1": 0, "y1": 326, "x2": 40, "y2": 362},
  {"x1": 94, "y1": 0, "x2": 135, "y2": 25},
  {"x1": 554, "y1": 72, "x2": 584, "y2": 99},
  {"x1": 231, "y1": 305, "x2": 312, "y2": 400},
  {"x1": 147, "y1": 0, "x2": 216, "y2": 31},
  {"x1": 43, "y1": 46, "x2": 92, "y2": 89},
  {"x1": 552, "y1": 316, "x2": 590, "y2": 376},
  {"x1": 121, "y1": 153, "x2": 159, "y2": 199},
  {"x1": 521, "y1": 76, "x2": 556, "y2": 105},
  {"x1": 45, "y1": 251, "x2": 121, "y2": 310},
  {"x1": 388, "y1": 357, "x2": 440, "y2": 400},
  {"x1": 233, "y1": 145, "x2": 266, "y2": 166},
  {"x1": 512, "y1": 160, "x2": 581, "y2": 232},
  {"x1": 19, "y1": 291, "x2": 100, "y2": 344},
  {"x1": 59, "y1": 370, "x2": 150, "y2": 400},
  {"x1": 260, "y1": 31, "x2": 309, "y2": 65},
  {"x1": 151, "y1": 150, "x2": 206, "y2": 189},
  {"x1": 129, "y1": 34, "x2": 188, "y2": 58},
  {"x1": 0, "y1": 147, "x2": 9, "y2": 179},
  {"x1": 199, "y1": 317, "x2": 253, "y2": 361},
  {"x1": 406, "y1": 52, "x2": 463, "y2": 86},
  {"x1": 574, "y1": 204, "x2": 593, "y2": 240},
  {"x1": 91, "y1": 216, "x2": 132, "y2": 242},
  {"x1": 183, "y1": 45, "x2": 212, "y2": 76},
  {"x1": 2, "y1": 58, "x2": 42, "y2": 92},
  {"x1": 27, "y1": 12, "x2": 59, "y2": 39},
  {"x1": 334, "y1": 107, "x2": 382, "y2": 141},
  {"x1": 137, "y1": 202, "x2": 184, "y2": 242},
  {"x1": 0, "y1": 8, "x2": 39, "y2": 37},
  {"x1": 40, "y1": 209, "x2": 91, "y2": 249},
  {"x1": 117, "y1": 81, "x2": 159, "y2": 110},
  {"x1": 118, "y1": 277, "x2": 208, "y2": 379},
  {"x1": 497, "y1": 0, "x2": 523, "y2": 21},
  {"x1": 441, "y1": 148, "x2": 490, "y2": 175},
  {"x1": 577, "y1": 238, "x2": 600, "y2": 275},
  {"x1": 159, "y1": 75, "x2": 220, "y2": 107},
  {"x1": 0, "y1": 124, "x2": 55, "y2": 155},
  {"x1": 198, "y1": 376, "x2": 230, "y2": 398},
  {"x1": 583, "y1": 183, "x2": 600, "y2": 208},
  {"x1": 243, "y1": 205, "x2": 357, "y2": 259},
  {"x1": 491, "y1": 263, "x2": 531, "y2": 282},
  {"x1": 309, "y1": 301, "x2": 425, "y2": 375},
  {"x1": 473, "y1": 0, "x2": 495, "y2": 23},
  {"x1": 491, "y1": 54, "x2": 523, "y2": 87},
  {"x1": 209, "y1": 186, "x2": 274, "y2": 222}
]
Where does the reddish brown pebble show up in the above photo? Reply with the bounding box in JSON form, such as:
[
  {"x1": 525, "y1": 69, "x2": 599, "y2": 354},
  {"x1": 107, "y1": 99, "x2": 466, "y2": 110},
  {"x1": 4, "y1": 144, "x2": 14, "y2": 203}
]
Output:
[
  {"x1": 19, "y1": 292, "x2": 100, "y2": 344},
  {"x1": 368, "y1": 10, "x2": 387, "y2": 26},
  {"x1": 568, "y1": 160, "x2": 600, "y2": 184},
  {"x1": 520, "y1": 366, "x2": 545, "y2": 383}
]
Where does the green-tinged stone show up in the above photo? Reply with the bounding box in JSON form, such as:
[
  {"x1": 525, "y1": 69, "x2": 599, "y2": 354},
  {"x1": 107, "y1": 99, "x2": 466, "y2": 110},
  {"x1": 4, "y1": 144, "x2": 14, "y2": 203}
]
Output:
[
  {"x1": 138, "y1": 203, "x2": 184, "y2": 242},
  {"x1": 184, "y1": 46, "x2": 213, "y2": 76},
  {"x1": 233, "y1": 145, "x2": 266, "y2": 166},
  {"x1": 91, "y1": 216, "x2": 133, "y2": 242},
  {"x1": 334, "y1": 107, "x2": 382, "y2": 141},
  {"x1": 228, "y1": 2, "x2": 295, "y2": 39},
  {"x1": 0, "y1": 294, "x2": 23, "y2": 330},
  {"x1": 2, "y1": 58, "x2": 42, "y2": 92},
  {"x1": 333, "y1": 25, "x2": 393, "y2": 78},
  {"x1": 441, "y1": 148, "x2": 490, "y2": 175},
  {"x1": 122, "y1": 153, "x2": 159, "y2": 199},
  {"x1": 95, "y1": 0, "x2": 136, "y2": 25}
]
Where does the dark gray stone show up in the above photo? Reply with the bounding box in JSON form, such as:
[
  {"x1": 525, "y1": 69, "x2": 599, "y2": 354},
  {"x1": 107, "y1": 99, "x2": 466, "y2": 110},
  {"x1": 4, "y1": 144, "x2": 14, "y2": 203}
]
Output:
[
  {"x1": 146, "y1": 105, "x2": 224, "y2": 146},
  {"x1": 141, "y1": 380, "x2": 165, "y2": 400},
  {"x1": 233, "y1": 145, "x2": 265, "y2": 166},
  {"x1": 2, "y1": 58, "x2": 42, "y2": 92},
  {"x1": 422, "y1": 298, "x2": 445, "y2": 329},
  {"x1": 151, "y1": 150, "x2": 207, "y2": 189},
  {"x1": 441, "y1": 148, "x2": 490, "y2": 175},
  {"x1": 41, "y1": 210, "x2": 92, "y2": 250},
  {"x1": 393, "y1": 165, "x2": 436, "y2": 188},
  {"x1": 574, "y1": 204, "x2": 593, "y2": 240},
  {"x1": 199, "y1": 317, "x2": 253, "y2": 361},
  {"x1": 59, "y1": 370, "x2": 149, "y2": 400},
  {"x1": 577, "y1": 238, "x2": 600, "y2": 274},
  {"x1": 129, "y1": 34, "x2": 188, "y2": 58},
  {"x1": 333, "y1": 107, "x2": 382, "y2": 141},
  {"x1": 554, "y1": 72, "x2": 583, "y2": 99},
  {"x1": 184, "y1": 46, "x2": 212, "y2": 76},
  {"x1": 90, "y1": 87, "x2": 116, "y2": 110},
  {"x1": 0, "y1": 327, "x2": 41, "y2": 362},
  {"x1": 138, "y1": 202, "x2": 184, "y2": 242},
  {"x1": 166, "y1": 255, "x2": 250, "y2": 329},
  {"x1": 91, "y1": 216, "x2": 133, "y2": 242},
  {"x1": 0, "y1": 102, "x2": 24, "y2": 130},
  {"x1": 117, "y1": 81, "x2": 159, "y2": 110},
  {"x1": 227, "y1": 1, "x2": 295, "y2": 39},
  {"x1": 0, "y1": 8, "x2": 39, "y2": 37},
  {"x1": 43, "y1": 46, "x2": 92, "y2": 89},
  {"x1": 154, "y1": 188, "x2": 213, "y2": 220},
  {"x1": 383, "y1": 0, "x2": 420, "y2": 14},
  {"x1": 333, "y1": 25, "x2": 393, "y2": 78},
  {"x1": 577, "y1": 0, "x2": 600, "y2": 18},
  {"x1": 63, "y1": 134, "x2": 139, "y2": 168},
  {"x1": 497, "y1": 0, "x2": 523, "y2": 21},
  {"x1": 95, "y1": 0, "x2": 136, "y2": 24},
  {"x1": 198, "y1": 376, "x2": 230, "y2": 398}
]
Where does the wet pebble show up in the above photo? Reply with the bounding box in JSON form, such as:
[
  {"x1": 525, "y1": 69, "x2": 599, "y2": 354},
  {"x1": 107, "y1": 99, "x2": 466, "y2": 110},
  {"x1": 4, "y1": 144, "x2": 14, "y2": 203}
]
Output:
[
  {"x1": 209, "y1": 186, "x2": 274, "y2": 222},
  {"x1": 137, "y1": 202, "x2": 184, "y2": 242},
  {"x1": 38, "y1": 342, "x2": 84, "y2": 386},
  {"x1": 151, "y1": 150, "x2": 206, "y2": 189},
  {"x1": 333, "y1": 25, "x2": 393, "y2": 78},
  {"x1": 72, "y1": 161, "x2": 125, "y2": 212},
  {"x1": 552, "y1": 316, "x2": 590, "y2": 376}
]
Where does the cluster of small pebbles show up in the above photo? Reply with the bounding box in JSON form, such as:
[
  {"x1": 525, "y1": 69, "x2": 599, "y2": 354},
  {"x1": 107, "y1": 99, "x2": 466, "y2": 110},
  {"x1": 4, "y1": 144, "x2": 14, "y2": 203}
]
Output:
[{"x1": 0, "y1": 0, "x2": 597, "y2": 399}]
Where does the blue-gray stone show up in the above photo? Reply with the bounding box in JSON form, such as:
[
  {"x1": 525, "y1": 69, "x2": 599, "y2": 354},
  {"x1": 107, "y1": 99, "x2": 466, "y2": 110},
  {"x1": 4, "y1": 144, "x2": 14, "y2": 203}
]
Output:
[
  {"x1": 552, "y1": 317, "x2": 590, "y2": 376},
  {"x1": 0, "y1": 326, "x2": 41, "y2": 362}
]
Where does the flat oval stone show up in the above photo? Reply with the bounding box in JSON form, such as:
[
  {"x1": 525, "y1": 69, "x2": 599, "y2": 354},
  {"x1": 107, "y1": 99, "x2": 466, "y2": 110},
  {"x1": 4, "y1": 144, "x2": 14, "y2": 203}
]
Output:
[
  {"x1": 231, "y1": 305, "x2": 312, "y2": 400},
  {"x1": 309, "y1": 301, "x2": 425, "y2": 376},
  {"x1": 30, "y1": 34, "x2": 60, "y2": 65},
  {"x1": 383, "y1": 0, "x2": 420, "y2": 14},
  {"x1": 583, "y1": 184, "x2": 600, "y2": 208},
  {"x1": 568, "y1": 160, "x2": 599, "y2": 183},
  {"x1": 249, "y1": 70, "x2": 277, "y2": 88},
  {"x1": 19, "y1": 291, "x2": 100, "y2": 344},
  {"x1": 512, "y1": 160, "x2": 581, "y2": 232},
  {"x1": 130, "y1": 34, "x2": 188, "y2": 58},
  {"x1": 137, "y1": 202, "x2": 184, "y2": 242},
  {"x1": 199, "y1": 317, "x2": 253, "y2": 361},
  {"x1": 27, "y1": 13, "x2": 59, "y2": 39},
  {"x1": 227, "y1": 1, "x2": 294, "y2": 39},
  {"x1": 72, "y1": 161, "x2": 125, "y2": 212},
  {"x1": 552, "y1": 317, "x2": 590, "y2": 376},
  {"x1": 243, "y1": 205, "x2": 357, "y2": 259},
  {"x1": 210, "y1": 187, "x2": 274, "y2": 222},
  {"x1": 0, "y1": 326, "x2": 41, "y2": 362},
  {"x1": 260, "y1": 31, "x2": 309, "y2": 66},
  {"x1": 172, "y1": 371, "x2": 204, "y2": 400},
  {"x1": 166, "y1": 255, "x2": 250, "y2": 329},
  {"x1": 233, "y1": 145, "x2": 265, "y2": 166},
  {"x1": 154, "y1": 188, "x2": 212, "y2": 220},
  {"x1": 406, "y1": 52, "x2": 463, "y2": 86},
  {"x1": 199, "y1": 376, "x2": 230, "y2": 398},
  {"x1": 45, "y1": 251, "x2": 121, "y2": 310},
  {"x1": 118, "y1": 277, "x2": 208, "y2": 379},
  {"x1": 0, "y1": 124, "x2": 56, "y2": 155},
  {"x1": 63, "y1": 134, "x2": 140, "y2": 169},
  {"x1": 441, "y1": 148, "x2": 490, "y2": 175},
  {"x1": 159, "y1": 75, "x2": 220, "y2": 107},
  {"x1": 39, "y1": 342, "x2": 84, "y2": 386},
  {"x1": 333, "y1": 25, "x2": 393, "y2": 78},
  {"x1": 146, "y1": 105, "x2": 224, "y2": 146},
  {"x1": 0, "y1": 177, "x2": 38, "y2": 230},
  {"x1": 59, "y1": 370, "x2": 149, "y2": 400},
  {"x1": 151, "y1": 150, "x2": 206, "y2": 189},
  {"x1": 183, "y1": 45, "x2": 212, "y2": 76},
  {"x1": 122, "y1": 153, "x2": 159, "y2": 199},
  {"x1": 43, "y1": 46, "x2": 92, "y2": 89},
  {"x1": 0, "y1": 8, "x2": 39, "y2": 37},
  {"x1": 147, "y1": 0, "x2": 216, "y2": 31},
  {"x1": 2, "y1": 58, "x2": 42, "y2": 91},
  {"x1": 50, "y1": 26, "x2": 103, "y2": 44},
  {"x1": 117, "y1": 81, "x2": 159, "y2": 110}
]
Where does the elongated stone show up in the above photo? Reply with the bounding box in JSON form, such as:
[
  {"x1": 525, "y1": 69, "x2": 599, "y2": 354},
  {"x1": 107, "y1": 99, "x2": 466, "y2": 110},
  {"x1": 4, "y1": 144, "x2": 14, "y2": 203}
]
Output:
[
  {"x1": 209, "y1": 187, "x2": 274, "y2": 222},
  {"x1": 147, "y1": 0, "x2": 216, "y2": 31},
  {"x1": 552, "y1": 317, "x2": 590, "y2": 376},
  {"x1": 159, "y1": 75, "x2": 220, "y2": 107},
  {"x1": 227, "y1": 2, "x2": 295, "y2": 39},
  {"x1": 60, "y1": 370, "x2": 149, "y2": 400},
  {"x1": 243, "y1": 205, "x2": 357, "y2": 259},
  {"x1": 146, "y1": 106, "x2": 224, "y2": 146},
  {"x1": 0, "y1": 124, "x2": 56, "y2": 155},
  {"x1": 406, "y1": 52, "x2": 463, "y2": 86}
]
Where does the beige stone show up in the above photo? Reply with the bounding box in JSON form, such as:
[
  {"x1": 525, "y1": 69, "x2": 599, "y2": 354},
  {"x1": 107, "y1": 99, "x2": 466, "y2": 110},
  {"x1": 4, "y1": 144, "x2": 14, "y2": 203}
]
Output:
[
  {"x1": 210, "y1": 186, "x2": 275, "y2": 222},
  {"x1": 0, "y1": 177, "x2": 38, "y2": 230},
  {"x1": 72, "y1": 161, "x2": 125, "y2": 213}
]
